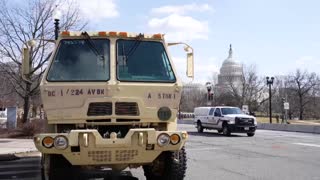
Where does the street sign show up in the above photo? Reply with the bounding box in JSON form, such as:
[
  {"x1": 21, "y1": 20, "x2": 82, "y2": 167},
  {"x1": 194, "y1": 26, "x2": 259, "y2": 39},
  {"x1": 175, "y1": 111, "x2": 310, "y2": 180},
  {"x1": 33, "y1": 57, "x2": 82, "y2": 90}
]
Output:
[{"x1": 284, "y1": 102, "x2": 289, "y2": 110}]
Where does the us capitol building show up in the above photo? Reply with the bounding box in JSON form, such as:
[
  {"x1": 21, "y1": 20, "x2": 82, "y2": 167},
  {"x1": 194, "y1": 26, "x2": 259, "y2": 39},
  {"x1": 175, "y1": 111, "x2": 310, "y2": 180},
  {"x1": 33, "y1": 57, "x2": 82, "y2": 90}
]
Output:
[
  {"x1": 214, "y1": 44, "x2": 244, "y2": 95},
  {"x1": 183, "y1": 44, "x2": 243, "y2": 95}
]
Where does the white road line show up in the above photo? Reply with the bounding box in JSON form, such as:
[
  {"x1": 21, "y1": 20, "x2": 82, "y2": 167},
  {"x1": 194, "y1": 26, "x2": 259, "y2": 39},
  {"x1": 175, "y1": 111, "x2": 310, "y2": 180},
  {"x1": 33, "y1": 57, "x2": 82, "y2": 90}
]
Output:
[
  {"x1": 292, "y1": 143, "x2": 320, "y2": 148},
  {"x1": 187, "y1": 147, "x2": 218, "y2": 151}
]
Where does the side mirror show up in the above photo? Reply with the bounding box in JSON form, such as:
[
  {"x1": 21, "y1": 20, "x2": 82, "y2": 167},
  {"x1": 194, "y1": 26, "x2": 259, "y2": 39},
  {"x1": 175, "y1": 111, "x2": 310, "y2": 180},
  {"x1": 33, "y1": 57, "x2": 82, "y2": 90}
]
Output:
[
  {"x1": 22, "y1": 47, "x2": 30, "y2": 75},
  {"x1": 186, "y1": 52, "x2": 194, "y2": 79}
]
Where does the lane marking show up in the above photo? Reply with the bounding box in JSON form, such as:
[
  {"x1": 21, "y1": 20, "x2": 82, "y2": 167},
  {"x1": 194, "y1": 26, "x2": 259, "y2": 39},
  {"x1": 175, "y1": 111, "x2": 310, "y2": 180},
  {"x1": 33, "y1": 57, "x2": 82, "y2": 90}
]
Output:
[{"x1": 292, "y1": 143, "x2": 320, "y2": 148}]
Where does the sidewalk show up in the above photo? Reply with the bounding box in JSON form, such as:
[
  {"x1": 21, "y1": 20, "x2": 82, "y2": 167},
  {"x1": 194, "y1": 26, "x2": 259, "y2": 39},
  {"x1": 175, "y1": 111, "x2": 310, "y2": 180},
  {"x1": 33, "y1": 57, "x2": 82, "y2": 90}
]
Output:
[{"x1": 0, "y1": 138, "x2": 38, "y2": 160}]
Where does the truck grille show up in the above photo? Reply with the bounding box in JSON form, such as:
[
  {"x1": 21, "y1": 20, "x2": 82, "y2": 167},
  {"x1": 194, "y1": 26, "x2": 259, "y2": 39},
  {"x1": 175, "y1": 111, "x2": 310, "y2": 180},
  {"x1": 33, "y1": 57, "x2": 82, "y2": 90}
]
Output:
[
  {"x1": 87, "y1": 102, "x2": 112, "y2": 116},
  {"x1": 88, "y1": 151, "x2": 111, "y2": 162},
  {"x1": 115, "y1": 102, "x2": 139, "y2": 116},
  {"x1": 87, "y1": 150, "x2": 138, "y2": 162},
  {"x1": 115, "y1": 150, "x2": 138, "y2": 161},
  {"x1": 236, "y1": 118, "x2": 254, "y2": 125}
]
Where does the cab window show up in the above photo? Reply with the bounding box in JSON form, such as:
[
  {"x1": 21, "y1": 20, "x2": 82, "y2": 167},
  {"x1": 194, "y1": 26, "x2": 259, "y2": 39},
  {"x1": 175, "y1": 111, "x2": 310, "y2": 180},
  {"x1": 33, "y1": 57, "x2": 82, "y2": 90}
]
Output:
[
  {"x1": 214, "y1": 108, "x2": 222, "y2": 117},
  {"x1": 209, "y1": 108, "x2": 215, "y2": 115}
]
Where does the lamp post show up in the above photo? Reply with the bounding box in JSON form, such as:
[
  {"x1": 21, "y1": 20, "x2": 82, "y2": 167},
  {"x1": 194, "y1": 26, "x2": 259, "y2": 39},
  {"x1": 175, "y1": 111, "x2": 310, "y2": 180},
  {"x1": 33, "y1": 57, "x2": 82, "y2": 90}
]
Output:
[
  {"x1": 53, "y1": 6, "x2": 61, "y2": 40},
  {"x1": 205, "y1": 82, "x2": 213, "y2": 106},
  {"x1": 266, "y1": 76, "x2": 274, "y2": 123}
]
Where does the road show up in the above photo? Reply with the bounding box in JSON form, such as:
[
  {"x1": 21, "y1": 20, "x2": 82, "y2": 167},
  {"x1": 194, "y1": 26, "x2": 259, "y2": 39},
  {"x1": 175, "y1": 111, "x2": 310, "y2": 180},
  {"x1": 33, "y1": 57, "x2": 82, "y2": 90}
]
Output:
[{"x1": 1, "y1": 124, "x2": 320, "y2": 180}]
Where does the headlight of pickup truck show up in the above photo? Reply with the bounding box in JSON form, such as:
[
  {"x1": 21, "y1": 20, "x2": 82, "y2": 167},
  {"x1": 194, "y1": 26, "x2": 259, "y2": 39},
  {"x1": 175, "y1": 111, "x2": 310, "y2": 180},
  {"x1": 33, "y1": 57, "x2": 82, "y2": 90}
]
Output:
[
  {"x1": 253, "y1": 118, "x2": 257, "y2": 125},
  {"x1": 54, "y1": 136, "x2": 68, "y2": 150},
  {"x1": 228, "y1": 119, "x2": 236, "y2": 124}
]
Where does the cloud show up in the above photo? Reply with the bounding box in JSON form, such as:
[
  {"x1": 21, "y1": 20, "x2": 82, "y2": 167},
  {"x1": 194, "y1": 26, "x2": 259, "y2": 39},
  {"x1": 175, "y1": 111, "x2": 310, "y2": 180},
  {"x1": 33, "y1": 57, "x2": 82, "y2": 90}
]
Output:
[
  {"x1": 151, "y1": 3, "x2": 212, "y2": 15},
  {"x1": 148, "y1": 14, "x2": 209, "y2": 41},
  {"x1": 147, "y1": 3, "x2": 212, "y2": 41},
  {"x1": 71, "y1": 0, "x2": 119, "y2": 22}
]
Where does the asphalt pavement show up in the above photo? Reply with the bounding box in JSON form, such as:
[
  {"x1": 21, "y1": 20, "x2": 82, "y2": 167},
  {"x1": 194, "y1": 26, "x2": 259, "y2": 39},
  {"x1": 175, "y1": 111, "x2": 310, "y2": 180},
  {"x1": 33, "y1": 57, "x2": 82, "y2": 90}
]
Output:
[{"x1": 1, "y1": 124, "x2": 320, "y2": 180}]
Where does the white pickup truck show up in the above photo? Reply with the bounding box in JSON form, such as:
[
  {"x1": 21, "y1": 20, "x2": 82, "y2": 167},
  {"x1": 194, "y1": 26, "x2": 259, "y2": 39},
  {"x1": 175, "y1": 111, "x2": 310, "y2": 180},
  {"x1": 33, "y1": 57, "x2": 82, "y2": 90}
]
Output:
[{"x1": 194, "y1": 106, "x2": 257, "y2": 136}]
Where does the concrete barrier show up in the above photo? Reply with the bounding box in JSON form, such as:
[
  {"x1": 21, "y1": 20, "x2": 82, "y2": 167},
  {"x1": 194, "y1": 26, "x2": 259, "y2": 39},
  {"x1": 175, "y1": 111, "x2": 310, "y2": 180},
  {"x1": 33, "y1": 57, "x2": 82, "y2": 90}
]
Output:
[
  {"x1": 313, "y1": 126, "x2": 320, "y2": 134},
  {"x1": 179, "y1": 121, "x2": 320, "y2": 134},
  {"x1": 258, "y1": 123, "x2": 320, "y2": 134},
  {"x1": 177, "y1": 119, "x2": 194, "y2": 125}
]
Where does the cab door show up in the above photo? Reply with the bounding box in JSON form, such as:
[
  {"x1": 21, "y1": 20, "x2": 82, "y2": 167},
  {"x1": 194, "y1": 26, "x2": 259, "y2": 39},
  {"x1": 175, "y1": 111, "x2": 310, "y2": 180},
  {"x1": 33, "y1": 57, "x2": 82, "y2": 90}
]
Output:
[
  {"x1": 207, "y1": 108, "x2": 215, "y2": 125},
  {"x1": 213, "y1": 108, "x2": 222, "y2": 127}
]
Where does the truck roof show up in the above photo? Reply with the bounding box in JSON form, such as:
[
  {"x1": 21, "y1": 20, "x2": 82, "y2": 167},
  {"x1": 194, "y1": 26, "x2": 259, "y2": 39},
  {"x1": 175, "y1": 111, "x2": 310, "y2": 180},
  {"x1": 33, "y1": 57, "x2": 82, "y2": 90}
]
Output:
[{"x1": 58, "y1": 31, "x2": 164, "y2": 40}]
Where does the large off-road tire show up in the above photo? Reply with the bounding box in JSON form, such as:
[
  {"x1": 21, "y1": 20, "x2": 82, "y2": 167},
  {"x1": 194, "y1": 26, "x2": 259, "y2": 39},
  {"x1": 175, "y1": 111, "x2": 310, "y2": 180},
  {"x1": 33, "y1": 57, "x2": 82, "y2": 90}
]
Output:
[
  {"x1": 222, "y1": 123, "x2": 231, "y2": 136},
  {"x1": 41, "y1": 154, "x2": 76, "y2": 180},
  {"x1": 143, "y1": 147, "x2": 187, "y2": 180},
  {"x1": 197, "y1": 121, "x2": 204, "y2": 133},
  {"x1": 247, "y1": 132, "x2": 255, "y2": 137}
]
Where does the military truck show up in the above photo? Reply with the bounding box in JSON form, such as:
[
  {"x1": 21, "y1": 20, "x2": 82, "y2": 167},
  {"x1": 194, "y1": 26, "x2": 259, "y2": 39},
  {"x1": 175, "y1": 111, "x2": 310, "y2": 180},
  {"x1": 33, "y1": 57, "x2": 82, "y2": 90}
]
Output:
[{"x1": 21, "y1": 31, "x2": 194, "y2": 180}]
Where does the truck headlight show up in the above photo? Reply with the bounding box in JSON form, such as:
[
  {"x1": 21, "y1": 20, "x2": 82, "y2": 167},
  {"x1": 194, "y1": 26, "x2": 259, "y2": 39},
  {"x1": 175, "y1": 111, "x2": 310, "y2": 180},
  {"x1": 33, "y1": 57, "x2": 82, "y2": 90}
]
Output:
[
  {"x1": 228, "y1": 119, "x2": 236, "y2": 124},
  {"x1": 54, "y1": 136, "x2": 68, "y2": 150},
  {"x1": 157, "y1": 133, "x2": 170, "y2": 146},
  {"x1": 254, "y1": 118, "x2": 257, "y2": 125}
]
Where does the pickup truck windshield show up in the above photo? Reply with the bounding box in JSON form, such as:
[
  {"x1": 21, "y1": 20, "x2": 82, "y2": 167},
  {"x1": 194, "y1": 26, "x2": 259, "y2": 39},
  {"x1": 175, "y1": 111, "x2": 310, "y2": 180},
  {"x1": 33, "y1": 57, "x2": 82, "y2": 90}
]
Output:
[
  {"x1": 47, "y1": 39, "x2": 110, "y2": 81},
  {"x1": 221, "y1": 108, "x2": 243, "y2": 115},
  {"x1": 116, "y1": 40, "x2": 176, "y2": 82}
]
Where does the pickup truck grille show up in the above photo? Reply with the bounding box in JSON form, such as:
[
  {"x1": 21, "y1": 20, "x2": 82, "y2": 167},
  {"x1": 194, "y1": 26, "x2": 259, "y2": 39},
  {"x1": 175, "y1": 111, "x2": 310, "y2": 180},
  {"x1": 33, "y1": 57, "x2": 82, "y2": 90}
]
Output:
[
  {"x1": 87, "y1": 102, "x2": 112, "y2": 116},
  {"x1": 115, "y1": 102, "x2": 139, "y2": 116},
  {"x1": 236, "y1": 118, "x2": 254, "y2": 126}
]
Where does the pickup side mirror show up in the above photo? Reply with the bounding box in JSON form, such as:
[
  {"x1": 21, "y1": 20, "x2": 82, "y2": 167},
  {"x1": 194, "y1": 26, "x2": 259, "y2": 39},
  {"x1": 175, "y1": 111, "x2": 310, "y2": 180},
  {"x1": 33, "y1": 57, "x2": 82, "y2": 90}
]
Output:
[
  {"x1": 186, "y1": 52, "x2": 194, "y2": 79},
  {"x1": 22, "y1": 47, "x2": 30, "y2": 75}
]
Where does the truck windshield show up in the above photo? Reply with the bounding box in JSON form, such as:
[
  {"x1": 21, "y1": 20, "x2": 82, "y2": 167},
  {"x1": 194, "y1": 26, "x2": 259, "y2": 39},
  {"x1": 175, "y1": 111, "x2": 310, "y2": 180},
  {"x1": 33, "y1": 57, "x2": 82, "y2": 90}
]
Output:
[
  {"x1": 221, "y1": 108, "x2": 243, "y2": 115},
  {"x1": 116, "y1": 40, "x2": 176, "y2": 82},
  {"x1": 47, "y1": 39, "x2": 110, "y2": 81}
]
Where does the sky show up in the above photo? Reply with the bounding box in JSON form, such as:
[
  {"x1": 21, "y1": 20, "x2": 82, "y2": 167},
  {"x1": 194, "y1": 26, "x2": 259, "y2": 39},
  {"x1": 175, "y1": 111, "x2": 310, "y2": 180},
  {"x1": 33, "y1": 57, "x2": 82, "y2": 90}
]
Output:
[{"x1": 17, "y1": 0, "x2": 320, "y2": 84}]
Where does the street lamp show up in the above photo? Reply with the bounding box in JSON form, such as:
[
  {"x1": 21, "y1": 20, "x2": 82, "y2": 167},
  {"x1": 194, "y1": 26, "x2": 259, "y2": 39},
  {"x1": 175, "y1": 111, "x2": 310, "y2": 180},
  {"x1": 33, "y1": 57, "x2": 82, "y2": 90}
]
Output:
[
  {"x1": 205, "y1": 82, "x2": 213, "y2": 105},
  {"x1": 52, "y1": 6, "x2": 61, "y2": 40},
  {"x1": 266, "y1": 76, "x2": 274, "y2": 123}
]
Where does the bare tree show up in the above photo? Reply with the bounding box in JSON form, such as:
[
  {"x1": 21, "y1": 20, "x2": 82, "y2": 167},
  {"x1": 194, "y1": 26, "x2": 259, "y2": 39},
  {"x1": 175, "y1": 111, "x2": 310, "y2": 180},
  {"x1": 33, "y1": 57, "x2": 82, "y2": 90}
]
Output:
[
  {"x1": 286, "y1": 69, "x2": 319, "y2": 120},
  {"x1": 0, "y1": 0, "x2": 87, "y2": 123},
  {"x1": 224, "y1": 64, "x2": 267, "y2": 111}
]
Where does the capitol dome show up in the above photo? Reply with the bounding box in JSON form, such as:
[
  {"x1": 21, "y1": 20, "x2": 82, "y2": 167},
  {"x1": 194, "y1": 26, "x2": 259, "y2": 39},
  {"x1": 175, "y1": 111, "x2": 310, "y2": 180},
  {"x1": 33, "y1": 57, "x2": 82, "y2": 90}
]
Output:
[
  {"x1": 217, "y1": 44, "x2": 243, "y2": 86},
  {"x1": 220, "y1": 44, "x2": 243, "y2": 76}
]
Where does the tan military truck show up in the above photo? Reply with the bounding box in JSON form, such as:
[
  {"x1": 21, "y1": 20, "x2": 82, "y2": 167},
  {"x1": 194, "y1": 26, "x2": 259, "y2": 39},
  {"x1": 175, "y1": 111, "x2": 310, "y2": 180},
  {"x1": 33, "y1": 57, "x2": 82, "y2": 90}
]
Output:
[{"x1": 22, "y1": 31, "x2": 194, "y2": 180}]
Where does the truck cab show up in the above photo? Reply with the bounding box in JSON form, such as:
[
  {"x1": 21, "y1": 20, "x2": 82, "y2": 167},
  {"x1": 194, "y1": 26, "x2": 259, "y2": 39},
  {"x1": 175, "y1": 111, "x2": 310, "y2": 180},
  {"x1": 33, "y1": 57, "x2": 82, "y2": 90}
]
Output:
[
  {"x1": 194, "y1": 106, "x2": 257, "y2": 136},
  {"x1": 22, "y1": 31, "x2": 193, "y2": 180}
]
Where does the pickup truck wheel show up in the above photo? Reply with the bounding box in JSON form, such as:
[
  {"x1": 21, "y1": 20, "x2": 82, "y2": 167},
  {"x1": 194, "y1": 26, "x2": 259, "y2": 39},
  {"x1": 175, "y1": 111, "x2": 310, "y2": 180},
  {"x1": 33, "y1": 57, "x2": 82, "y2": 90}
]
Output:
[
  {"x1": 222, "y1": 124, "x2": 231, "y2": 136},
  {"x1": 143, "y1": 147, "x2": 187, "y2": 180},
  {"x1": 247, "y1": 132, "x2": 255, "y2": 137},
  {"x1": 197, "y1": 121, "x2": 204, "y2": 133}
]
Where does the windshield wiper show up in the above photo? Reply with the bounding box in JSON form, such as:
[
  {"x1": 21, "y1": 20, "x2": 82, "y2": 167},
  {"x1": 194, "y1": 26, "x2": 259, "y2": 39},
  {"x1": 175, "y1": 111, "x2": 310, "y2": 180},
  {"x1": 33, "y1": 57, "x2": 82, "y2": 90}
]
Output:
[
  {"x1": 81, "y1": 32, "x2": 105, "y2": 62},
  {"x1": 122, "y1": 33, "x2": 144, "y2": 63}
]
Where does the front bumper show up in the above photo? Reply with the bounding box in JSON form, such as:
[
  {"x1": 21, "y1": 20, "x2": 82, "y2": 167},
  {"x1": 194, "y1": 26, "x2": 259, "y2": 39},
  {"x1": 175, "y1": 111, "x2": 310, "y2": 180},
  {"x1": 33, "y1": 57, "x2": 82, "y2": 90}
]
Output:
[
  {"x1": 34, "y1": 128, "x2": 187, "y2": 165},
  {"x1": 228, "y1": 125, "x2": 256, "y2": 133}
]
